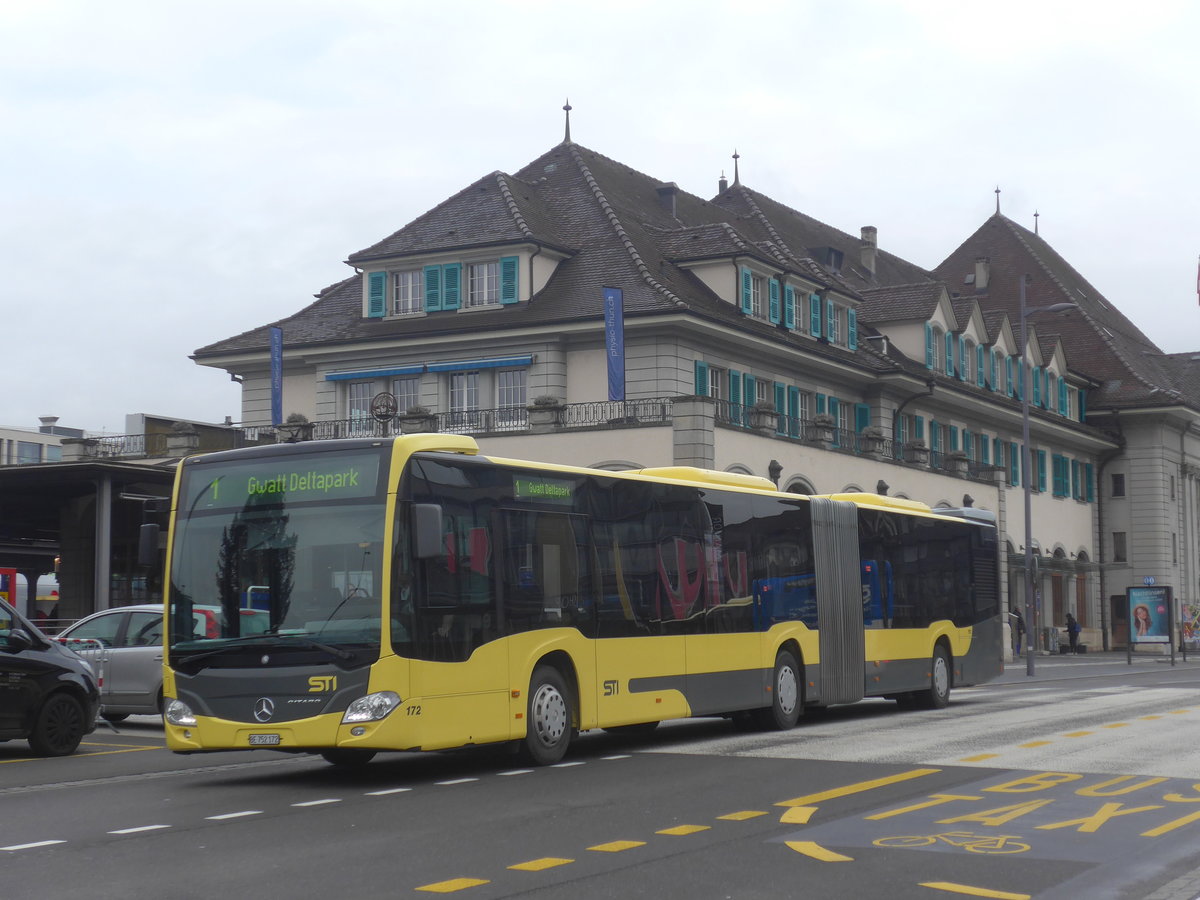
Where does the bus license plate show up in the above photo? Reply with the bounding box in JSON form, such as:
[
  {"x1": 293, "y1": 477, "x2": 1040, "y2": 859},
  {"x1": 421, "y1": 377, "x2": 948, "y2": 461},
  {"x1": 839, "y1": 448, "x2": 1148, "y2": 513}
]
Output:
[{"x1": 248, "y1": 734, "x2": 281, "y2": 746}]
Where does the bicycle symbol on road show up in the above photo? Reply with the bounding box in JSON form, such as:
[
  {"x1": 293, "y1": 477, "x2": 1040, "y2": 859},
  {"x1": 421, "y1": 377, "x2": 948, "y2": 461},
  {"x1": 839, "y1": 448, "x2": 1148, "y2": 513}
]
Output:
[{"x1": 874, "y1": 831, "x2": 1031, "y2": 854}]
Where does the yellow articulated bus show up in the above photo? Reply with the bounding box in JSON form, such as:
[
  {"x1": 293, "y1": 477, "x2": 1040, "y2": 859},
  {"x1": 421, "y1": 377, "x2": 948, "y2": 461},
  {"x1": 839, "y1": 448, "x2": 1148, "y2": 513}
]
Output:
[{"x1": 158, "y1": 434, "x2": 1002, "y2": 766}]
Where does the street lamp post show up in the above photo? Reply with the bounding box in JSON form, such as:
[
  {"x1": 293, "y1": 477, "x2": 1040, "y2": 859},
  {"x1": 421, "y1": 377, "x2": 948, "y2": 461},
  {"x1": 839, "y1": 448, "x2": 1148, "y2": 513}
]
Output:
[{"x1": 1018, "y1": 274, "x2": 1077, "y2": 677}]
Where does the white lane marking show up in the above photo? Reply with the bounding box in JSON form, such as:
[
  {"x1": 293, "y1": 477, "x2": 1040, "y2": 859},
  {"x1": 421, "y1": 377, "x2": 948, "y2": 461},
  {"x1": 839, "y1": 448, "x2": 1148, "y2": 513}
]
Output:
[
  {"x1": 602, "y1": 755, "x2": 632, "y2": 760},
  {"x1": 436, "y1": 778, "x2": 478, "y2": 786},
  {"x1": 365, "y1": 787, "x2": 412, "y2": 796},
  {"x1": 551, "y1": 761, "x2": 585, "y2": 768},
  {"x1": 206, "y1": 810, "x2": 264, "y2": 820},
  {"x1": 2, "y1": 840, "x2": 66, "y2": 851},
  {"x1": 292, "y1": 798, "x2": 342, "y2": 807},
  {"x1": 497, "y1": 769, "x2": 533, "y2": 776},
  {"x1": 109, "y1": 825, "x2": 171, "y2": 835}
]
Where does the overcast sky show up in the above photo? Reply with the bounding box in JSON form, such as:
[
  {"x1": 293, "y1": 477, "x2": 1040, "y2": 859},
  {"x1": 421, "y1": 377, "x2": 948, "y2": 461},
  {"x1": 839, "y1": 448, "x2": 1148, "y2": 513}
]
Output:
[{"x1": 3, "y1": 0, "x2": 1198, "y2": 434}]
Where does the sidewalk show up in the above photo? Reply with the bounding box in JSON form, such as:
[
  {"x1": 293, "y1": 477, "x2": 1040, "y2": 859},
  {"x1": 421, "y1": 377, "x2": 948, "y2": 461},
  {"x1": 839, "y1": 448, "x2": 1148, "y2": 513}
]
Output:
[{"x1": 996, "y1": 647, "x2": 1198, "y2": 683}]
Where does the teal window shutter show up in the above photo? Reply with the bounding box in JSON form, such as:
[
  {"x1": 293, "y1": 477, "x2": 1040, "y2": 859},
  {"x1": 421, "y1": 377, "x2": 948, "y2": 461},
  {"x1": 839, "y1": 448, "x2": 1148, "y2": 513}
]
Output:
[
  {"x1": 740, "y1": 268, "x2": 753, "y2": 315},
  {"x1": 1079, "y1": 389, "x2": 1087, "y2": 421},
  {"x1": 1032, "y1": 367, "x2": 1041, "y2": 406},
  {"x1": 423, "y1": 265, "x2": 442, "y2": 312},
  {"x1": 963, "y1": 429, "x2": 972, "y2": 459},
  {"x1": 367, "y1": 271, "x2": 387, "y2": 318},
  {"x1": 930, "y1": 421, "x2": 941, "y2": 453},
  {"x1": 847, "y1": 308, "x2": 858, "y2": 349},
  {"x1": 1009, "y1": 442, "x2": 1019, "y2": 486},
  {"x1": 980, "y1": 435, "x2": 990, "y2": 465},
  {"x1": 854, "y1": 403, "x2": 870, "y2": 432},
  {"x1": 1017, "y1": 364, "x2": 1025, "y2": 402},
  {"x1": 810, "y1": 294, "x2": 822, "y2": 337},
  {"x1": 1071, "y1": 458, "x2": 1081, "y2": 499},
  {"x1": 944, "y1": 332, "x2": 954, "y2": 376},
  {"x1": 442, "y1": 262, "x2": 461, "y2": 310},
  {"x1": 783, "y1": 285, "x2": 796, "y2": 329},
  {"x1": 787, "y1": 386, "x2": 800, "y2": 437},
  {"x1": 499, "y1": 256, "x2": 519, "y2": 304},
  {"x1": 976, "y1": 347, "x2": 984, "y2": 386},
  {"x1": 1005, "y1": 357, "x2": 1014, "y2": 396},
  {"x1": 826, "y1": 298, "x2": 836, "y2": 341},
  {"x1": 990, "y1": 349, "x2": 998, "y2": 389},
  {"x1": 1058, "y1": 376, "x2": 1068, "y2": 415},
  {"x1": 694, "y1": 360, "x2": 709, "y2": 396},
  {"x1": 815, "y1": 393, "x2": 826, "y2": 415},
  {"x1": 728, "y1": 370, "x2": 741, "y2": 418},
  {"x1": 1037, "y1": 449, "x2": 1047, "y2": 493},
  {"x1": 958, "y1": 336, "x2": 966, "y2": 380},
  {"x1": 924, "y1": 323, "x2": 934, "y2": 369},
  {"x1": 1085, "y1": 463, "x2": 1095, "y2": 502},
  {"x1": 950, "y1": 425, "x2": 959, "y2": 451},
  {"x1": 768, "y1": 278, "x2": 781, "y2": 324},
  {"x1": 914, "y1": 415, "x2": 925, "y2": 441},
  {"x1": 774, "y1": 382, "x2": 786, "y2": 433},
  {"x1": 828, "y1": 397, "x2": 840, "y2": 445},
  {"x1": 743, "y1": 373, "x2": 756, "y2": 403}
]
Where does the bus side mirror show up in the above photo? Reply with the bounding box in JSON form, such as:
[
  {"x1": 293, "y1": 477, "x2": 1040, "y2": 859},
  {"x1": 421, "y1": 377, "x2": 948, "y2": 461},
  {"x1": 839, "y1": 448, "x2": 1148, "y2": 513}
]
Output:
[
  {"x1": 138, "y1": 524, "x2": 161, "y2": 566},
  {"x1": 413, "y1": 504, "x2": 444, "y2": 559}
]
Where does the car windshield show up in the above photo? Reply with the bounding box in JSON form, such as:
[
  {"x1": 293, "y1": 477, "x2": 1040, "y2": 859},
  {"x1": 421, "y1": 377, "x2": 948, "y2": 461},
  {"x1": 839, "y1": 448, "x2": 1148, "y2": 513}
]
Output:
[{"x1": 167, "y1": 448, "x2": 387, "y2": 669}]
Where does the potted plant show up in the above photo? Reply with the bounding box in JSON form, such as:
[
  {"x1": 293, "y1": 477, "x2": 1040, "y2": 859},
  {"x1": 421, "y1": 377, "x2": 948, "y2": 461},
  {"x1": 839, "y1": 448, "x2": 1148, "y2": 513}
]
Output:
[
  {"x1": 904, "y1": 439, "x2": 929, "y2": 465},
  {"x1": 527, "y1": 395, "x2": 564, "y2": 428},
  {"x1": 397, "y1": 406, "x2": 437, "y2": 434},
  {"x1": 750, "y1": 400, "x2": 779, "y2": 433},
  {"x1": 811, "y1": 412, "x2": 836, "y2": 444},
  {"x1": 276, "y1": 412, "x2": 312, "y2": 443}
]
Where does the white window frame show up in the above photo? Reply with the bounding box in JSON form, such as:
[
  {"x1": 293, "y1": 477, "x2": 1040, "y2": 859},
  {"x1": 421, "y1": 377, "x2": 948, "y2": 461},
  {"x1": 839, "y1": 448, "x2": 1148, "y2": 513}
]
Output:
[
  {"x1": 496, "y1": 369, "x2": 527, "y2": 430},
  {"x1": 392, "y1": 376, "x2": 420, "y2": 414},
  {"x1": 930, "y1": 327, "x2": 942, "y2": 371},
  {"x1": 751, "y1": 275, "x2": 765, "y2": 318},
  {"x1": 708, "y1": 367, "x2": 725, "y2": 401},
  {"x1": 348, "y1": 381, "x2": 374, "y2": 435},
  {"x1": 467, "y1": 261, "x2": 499, "y2": 308},
  {"x1": 393, "y1": 269, "x2": 423, "y2": 316}
]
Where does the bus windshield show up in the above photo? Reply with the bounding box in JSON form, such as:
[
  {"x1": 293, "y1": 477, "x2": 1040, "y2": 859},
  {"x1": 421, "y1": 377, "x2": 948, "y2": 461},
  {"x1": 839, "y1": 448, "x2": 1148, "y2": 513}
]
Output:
[{"x1": 167, "y1": 446, "x2": 388, "y2": 670}]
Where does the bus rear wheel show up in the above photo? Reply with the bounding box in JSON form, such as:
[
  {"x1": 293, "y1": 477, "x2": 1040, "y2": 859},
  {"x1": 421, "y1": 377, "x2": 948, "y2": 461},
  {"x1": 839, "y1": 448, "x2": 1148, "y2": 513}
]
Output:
[
  {"x1": 752, "y1": 649, "x2": 803, "y2": 730},
  {"x1": 915, "y1": 646, "x2": 951, "y2": 709},
  {"x1": 521, "y1": 666, "x2": 573, "y2": 765}
]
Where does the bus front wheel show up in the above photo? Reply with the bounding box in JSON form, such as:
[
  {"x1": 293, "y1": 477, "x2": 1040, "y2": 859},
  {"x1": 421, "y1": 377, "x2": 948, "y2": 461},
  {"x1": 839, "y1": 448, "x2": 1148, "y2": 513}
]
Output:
[
  {"x1": 320, "y1": 748, "x2": 377, "y2": 766},
  {"x1": 521, "y1": 666, "x2": 573, "y2": 765},
  {"x1": 752, "y1": 649, "x2": 803, "y2": 730},
  {"x1": 915, "y1": 646, "x2": 951, "y2": 710}
]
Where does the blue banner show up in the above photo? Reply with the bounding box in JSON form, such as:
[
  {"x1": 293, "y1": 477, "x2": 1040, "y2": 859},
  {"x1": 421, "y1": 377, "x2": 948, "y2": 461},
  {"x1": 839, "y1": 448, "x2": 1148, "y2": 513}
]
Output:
[
  {"x1": 603, "y1": 287, "x2": 625, "y2": 401},
  {"x1": 269, "y1": 326, "x2": 283, "y2": 426}
]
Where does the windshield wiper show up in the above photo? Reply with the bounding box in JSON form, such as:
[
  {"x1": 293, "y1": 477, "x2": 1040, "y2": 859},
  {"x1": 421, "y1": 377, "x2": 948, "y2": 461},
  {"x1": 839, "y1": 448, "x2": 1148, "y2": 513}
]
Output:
[{"x1": 173, "y1": 634, "x2": 354, "y2": 668}]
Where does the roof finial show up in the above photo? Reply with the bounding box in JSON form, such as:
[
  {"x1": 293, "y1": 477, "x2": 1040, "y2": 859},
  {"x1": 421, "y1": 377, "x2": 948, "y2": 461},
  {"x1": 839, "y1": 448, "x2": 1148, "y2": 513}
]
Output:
[
  {"x1": 995, "y1": 185, "x2": 1001, "y2": 214},
  {"x1": 562, "y1": 98, "x2": 572, "y2": 144},
  {"x1": 732, "y1": 149, "x2": 741, "y2": 186},
  {"x1": 1034, "y1": 209, "x2": 1039, "y2": 234}
]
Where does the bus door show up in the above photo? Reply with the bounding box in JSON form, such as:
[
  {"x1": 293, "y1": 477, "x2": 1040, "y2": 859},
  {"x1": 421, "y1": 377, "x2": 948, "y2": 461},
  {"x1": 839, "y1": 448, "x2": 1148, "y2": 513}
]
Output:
[{"x1": 810, "y1": 498, "x2": 865, "y2": 705}]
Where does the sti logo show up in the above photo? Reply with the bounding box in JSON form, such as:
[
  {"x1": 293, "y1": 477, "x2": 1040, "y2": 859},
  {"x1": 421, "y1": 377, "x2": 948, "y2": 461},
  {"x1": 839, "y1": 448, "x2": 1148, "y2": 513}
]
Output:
[
  {"x1": 308, "y1": 675, "x2": 337, "y2": 693},
  {"x1": 603, "y1": 680, "x2": 619, "y2": 696}
]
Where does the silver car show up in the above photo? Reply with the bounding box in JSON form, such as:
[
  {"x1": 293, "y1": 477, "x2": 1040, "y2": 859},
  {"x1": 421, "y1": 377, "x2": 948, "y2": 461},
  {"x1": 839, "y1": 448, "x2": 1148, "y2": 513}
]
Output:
[{"x1": 57, "y1": 604, "x2": 165, "y2": 722}]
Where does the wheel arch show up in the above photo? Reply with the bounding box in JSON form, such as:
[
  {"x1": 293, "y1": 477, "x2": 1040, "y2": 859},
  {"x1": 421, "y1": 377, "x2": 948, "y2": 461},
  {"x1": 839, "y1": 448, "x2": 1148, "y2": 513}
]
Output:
[{"x1": 531, "y1": 649, "x2": 580, "y2": 729}]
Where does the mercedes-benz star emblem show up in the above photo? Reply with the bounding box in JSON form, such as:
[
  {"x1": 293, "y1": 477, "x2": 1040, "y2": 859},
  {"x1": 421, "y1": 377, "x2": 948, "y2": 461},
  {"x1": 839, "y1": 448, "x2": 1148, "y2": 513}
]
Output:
[{"x1": 254, "y1": 697, "x2": 275, "y2": 722}]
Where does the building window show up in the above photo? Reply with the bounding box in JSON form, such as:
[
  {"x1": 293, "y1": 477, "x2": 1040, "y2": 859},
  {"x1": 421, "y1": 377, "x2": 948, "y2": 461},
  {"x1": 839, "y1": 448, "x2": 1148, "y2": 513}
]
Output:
[
  {"x1": 750, "y1": 275, "x2": 765, "y2": 318},
  {"x1": 1112, "y1": 531, "x2": 1127, "y2": 563},
  {"x1": 348, "y1": 381, "x2": 373, "y2": 435},
  {"x1": 496, "y1": 369, "x2": 527, "y2": 429},
  {"x1": 467, "y1": 262, "x2": 499, "y2": 308},
  {"x1": 930, "y1": 327, "x2": 942, "y2": 372},
  {"x1": 392, "y1": 376, "x2": 420, "y2": 414},
  {"x1": 16, "y1": 441, "x2": 41, "y2": 465},
  {"x1": 393, "y1": 270, "x2": 423, "y2": 315},
  {"x1": 827, "y1": 305, "x2": 841, "y2": 345},
  {"x1": 708, "y1": 367, "x2": 724, "y2": 401},
  {"x1": 447, "y1": 370, "x2": 480, "y2": 431},
  {"x1": 1111, "y1": 473, "x2": 1126, "y2": 498}
]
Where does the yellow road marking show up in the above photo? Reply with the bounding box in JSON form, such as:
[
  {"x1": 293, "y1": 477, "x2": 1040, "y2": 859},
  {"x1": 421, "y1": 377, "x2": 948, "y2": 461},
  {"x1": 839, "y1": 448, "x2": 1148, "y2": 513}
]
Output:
[
  {"x1": 1140, "y1": 715, "x2": 1162, "y2": 720},
  {"x1": 508, "y1": 857, "x2": 573, "y2": 871},
  {"x1": 959, "y1": 754, "x2": 999, "y2": 762},
  {"x1": 1, "y1": 745, "x2": 161, "y2": 764},
  {"x1": 1169, "y1": 710, "x2": 1190, "y2": 715},
  {"x1": 588, "y1": 840, "x2": 645, "y2": 852},
  {"x1": 1017, "y1": 741, "x2": 1051, "y2": 748},
  {"x1": 1063, "y1": 731, "x2": 1093, "y2": 738},
  {"x1": 920, "y1": 881, "x2": 1030, "y2": 899},
  {"x1": 79, "y1": 740, "x2": 164, "y2": 748},
  {"x1": 785, "y1": 840, "x2": 853, "y2": 861},
  {"x1": 718, "y1": 810, "x2": 768, "y2": 821},
  {"x1": 415, "y1": 878, "x2": 489, "y2": 893},
  {"x1": 780, "y1": 806, "x2": 817, "y2": 824},
  {"x1": 1102, "y1": 723, "x2": 1129, "y2": 729},
  {"x1": 777, "y1": 768, "x2": 941, "y2": 807},
  {"x1": 657, "y1": 825, "x2": 709, "y2": 836}
]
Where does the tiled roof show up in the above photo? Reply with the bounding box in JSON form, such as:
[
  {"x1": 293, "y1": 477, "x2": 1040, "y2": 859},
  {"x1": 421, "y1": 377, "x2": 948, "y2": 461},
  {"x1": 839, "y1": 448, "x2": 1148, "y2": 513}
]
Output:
[
  {"x1": 857, "y1": 283, "x2": 944, "y2": 323},
  {"x1": 934, "y1": 214, "x2": 1198, "y2": 412}
]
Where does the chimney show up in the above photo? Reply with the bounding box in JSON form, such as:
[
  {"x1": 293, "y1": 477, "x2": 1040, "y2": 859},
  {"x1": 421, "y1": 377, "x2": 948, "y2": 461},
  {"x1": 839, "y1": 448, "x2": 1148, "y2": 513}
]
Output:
[
  {"x1": 859, "y1": 226, "x2": 878, "y2": 276},
  {"x1": 718, "y1": 172, "x2": 728, "y2": 193},
  {"x1": 974, "y1": 257, "x2": 990, "y2": 291},
  {"x1": 656, "y1": 182, "x2": 678, "y2": 218}
]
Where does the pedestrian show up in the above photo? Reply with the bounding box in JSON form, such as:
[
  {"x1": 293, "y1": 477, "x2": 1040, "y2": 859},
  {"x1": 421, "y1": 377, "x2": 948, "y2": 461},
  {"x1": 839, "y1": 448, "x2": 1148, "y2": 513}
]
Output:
[
  {"x1": 1065, "y1": 612, "x2": 1080, "y2": 654},
  {"x1": 1011, "y1": 608, "x2": 1026, "y2": 655}
]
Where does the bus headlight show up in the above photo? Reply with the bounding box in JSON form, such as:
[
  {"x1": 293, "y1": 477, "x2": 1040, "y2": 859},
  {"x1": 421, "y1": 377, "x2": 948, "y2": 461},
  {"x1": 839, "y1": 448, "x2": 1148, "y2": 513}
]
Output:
[
  {"x1": 342, "y1": 691, "x2": 401, "y2": 723},
  {"x1": 165, "y1": 699, "x2": 197, "y2": 726}
]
